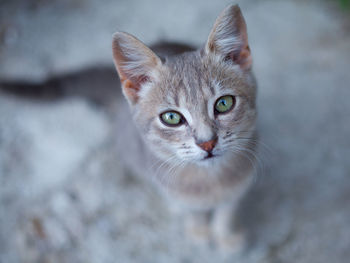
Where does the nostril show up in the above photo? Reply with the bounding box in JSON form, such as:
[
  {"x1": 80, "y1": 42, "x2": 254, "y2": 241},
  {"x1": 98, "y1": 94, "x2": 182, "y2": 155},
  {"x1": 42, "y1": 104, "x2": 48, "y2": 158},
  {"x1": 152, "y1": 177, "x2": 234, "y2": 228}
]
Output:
[{"x1": 197, "y1": 137, "x2": 218, "y2": 152}]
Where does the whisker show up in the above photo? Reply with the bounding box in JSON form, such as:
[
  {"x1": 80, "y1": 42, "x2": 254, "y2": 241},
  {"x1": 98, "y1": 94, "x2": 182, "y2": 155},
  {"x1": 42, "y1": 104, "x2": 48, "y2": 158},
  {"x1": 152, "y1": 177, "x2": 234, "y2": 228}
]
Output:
[
  {"x1": 179, "y1": 145, "x2": 191, "y2": 149},
  {"x1": 238, "y1": 144, "x2": 264, "y2": 177},
  {"x1": 226, "y1": 141, "x2": 264, "y2": 183}
]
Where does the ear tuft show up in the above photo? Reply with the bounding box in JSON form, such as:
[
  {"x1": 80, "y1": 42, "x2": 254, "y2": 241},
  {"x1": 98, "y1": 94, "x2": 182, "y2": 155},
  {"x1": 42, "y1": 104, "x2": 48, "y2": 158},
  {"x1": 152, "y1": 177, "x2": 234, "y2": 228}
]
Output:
[
  {"x1": 206, "y1": 5, "x2": 252, "y2": 70},
  {"x1": 112, "y1": 32, "x2": 161, "y2": 105}
]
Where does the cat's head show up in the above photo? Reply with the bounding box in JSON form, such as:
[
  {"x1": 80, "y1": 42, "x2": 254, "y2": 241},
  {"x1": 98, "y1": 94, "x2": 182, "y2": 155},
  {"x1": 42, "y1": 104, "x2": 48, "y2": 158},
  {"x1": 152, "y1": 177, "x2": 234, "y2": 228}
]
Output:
[{"x1": 112, "y1": 5, "x2": 257, "y2": 166}]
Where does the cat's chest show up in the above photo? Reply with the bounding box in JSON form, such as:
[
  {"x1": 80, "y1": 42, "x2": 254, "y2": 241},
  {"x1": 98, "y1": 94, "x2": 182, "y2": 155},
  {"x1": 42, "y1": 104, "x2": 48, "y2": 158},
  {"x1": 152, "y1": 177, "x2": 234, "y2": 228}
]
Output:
[{"x1": 156, "y1": 161, "x2": 252, "y2": 209}]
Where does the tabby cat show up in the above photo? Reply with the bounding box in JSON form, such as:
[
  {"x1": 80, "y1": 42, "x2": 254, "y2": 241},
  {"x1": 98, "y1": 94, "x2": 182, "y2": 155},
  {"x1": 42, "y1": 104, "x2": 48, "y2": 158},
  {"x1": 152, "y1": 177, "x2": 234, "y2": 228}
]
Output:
[{"x1": 112, "y1": 4, "x2": 257, "y2": 250}]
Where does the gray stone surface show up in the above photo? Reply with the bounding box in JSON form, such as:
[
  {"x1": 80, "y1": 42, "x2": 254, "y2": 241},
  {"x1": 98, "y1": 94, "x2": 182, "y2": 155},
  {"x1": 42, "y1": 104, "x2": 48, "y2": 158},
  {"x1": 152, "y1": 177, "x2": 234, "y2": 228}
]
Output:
[
  {"x1": 1, "y1": 0, "x2": 350, "y2": 262},
  {"x1": 0, "y1": 0, "x2": 235, "y2": 81}
]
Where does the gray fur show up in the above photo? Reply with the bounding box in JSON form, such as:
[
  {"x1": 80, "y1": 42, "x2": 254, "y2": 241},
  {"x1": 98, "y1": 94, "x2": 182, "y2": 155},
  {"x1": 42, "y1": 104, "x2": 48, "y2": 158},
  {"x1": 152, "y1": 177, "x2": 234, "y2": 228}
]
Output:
[{"x1": 113, "y1": 4, "x2": 257, "y2": 249}]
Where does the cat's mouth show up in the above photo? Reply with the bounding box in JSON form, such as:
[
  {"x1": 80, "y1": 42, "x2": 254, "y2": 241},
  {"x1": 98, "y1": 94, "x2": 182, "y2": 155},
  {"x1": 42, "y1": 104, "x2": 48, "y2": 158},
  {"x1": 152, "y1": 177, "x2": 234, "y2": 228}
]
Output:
[{"x1": 203, "y1": 152, "x2": 217, "y2": 160}]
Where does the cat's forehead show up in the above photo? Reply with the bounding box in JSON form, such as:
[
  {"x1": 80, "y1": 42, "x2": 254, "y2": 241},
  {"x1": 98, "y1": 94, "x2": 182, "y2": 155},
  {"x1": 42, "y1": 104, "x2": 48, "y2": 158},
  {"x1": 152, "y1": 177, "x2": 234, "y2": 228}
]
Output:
[
  {"x1": 153, "y1": 51, "x2": 246, "y2": 107},
  {"x1": 164, "y1": 51, "x2": 212, "y2": 86},
  {"x1": 156, "y1": 52, "x2": 217, "y2": 105}
]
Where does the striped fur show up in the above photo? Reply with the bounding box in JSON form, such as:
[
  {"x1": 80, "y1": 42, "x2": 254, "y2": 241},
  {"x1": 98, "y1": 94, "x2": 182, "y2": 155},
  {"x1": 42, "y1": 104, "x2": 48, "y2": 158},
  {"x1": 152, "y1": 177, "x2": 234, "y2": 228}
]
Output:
[{"x1": 113, "y1": 4, "x2": 258, "y2": 248}]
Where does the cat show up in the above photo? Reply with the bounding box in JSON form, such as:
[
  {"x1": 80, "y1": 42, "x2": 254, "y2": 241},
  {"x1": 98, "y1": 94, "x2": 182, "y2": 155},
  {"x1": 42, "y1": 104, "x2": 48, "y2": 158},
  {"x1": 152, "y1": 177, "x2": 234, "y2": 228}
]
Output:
[{"x1": 112, "y1": 4, "x2": 257, "y2": 250}]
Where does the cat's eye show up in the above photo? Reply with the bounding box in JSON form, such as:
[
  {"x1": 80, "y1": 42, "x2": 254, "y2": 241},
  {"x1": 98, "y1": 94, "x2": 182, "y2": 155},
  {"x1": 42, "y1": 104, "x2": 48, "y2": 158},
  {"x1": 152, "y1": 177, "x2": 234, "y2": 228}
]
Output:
[
  {"x1": 214, "y1": 95, "x2": 235, "y2": 114},
  {"x1": 160, "y1": 111, "x2": 184, "y2": 126}
]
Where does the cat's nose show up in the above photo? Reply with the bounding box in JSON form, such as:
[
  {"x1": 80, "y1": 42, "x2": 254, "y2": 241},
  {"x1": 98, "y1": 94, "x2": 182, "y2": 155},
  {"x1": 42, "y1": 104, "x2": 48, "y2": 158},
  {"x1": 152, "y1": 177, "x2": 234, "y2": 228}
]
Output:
[{"x1": 196, "y1": 137, "x2": 218, "y2": 152}]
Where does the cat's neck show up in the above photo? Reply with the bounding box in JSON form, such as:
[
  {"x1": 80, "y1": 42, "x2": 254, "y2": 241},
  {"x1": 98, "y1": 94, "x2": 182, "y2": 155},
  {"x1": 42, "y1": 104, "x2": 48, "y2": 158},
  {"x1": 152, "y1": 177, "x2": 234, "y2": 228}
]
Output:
[{"x1": 151, "y1": 152, "x2": 254, "y2": 208}]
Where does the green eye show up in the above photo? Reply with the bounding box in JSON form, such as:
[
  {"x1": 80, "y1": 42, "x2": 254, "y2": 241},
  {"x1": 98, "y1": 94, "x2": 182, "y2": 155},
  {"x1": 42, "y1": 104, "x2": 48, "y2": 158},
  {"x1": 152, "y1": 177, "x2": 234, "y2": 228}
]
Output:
[
  {"x1": 215, "y1": 95, "x2": 235, "y2": 114},
  {"x1": 160, "y1": 111, "x2": 183, "y2": 126}
]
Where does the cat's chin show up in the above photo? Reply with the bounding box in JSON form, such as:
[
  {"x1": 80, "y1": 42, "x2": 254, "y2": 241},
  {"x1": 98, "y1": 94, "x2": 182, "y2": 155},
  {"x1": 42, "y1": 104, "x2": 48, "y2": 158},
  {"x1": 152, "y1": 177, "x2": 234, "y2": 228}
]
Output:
[{"x1": 195, "y1": 154, "x2": 223, "y2": 167}]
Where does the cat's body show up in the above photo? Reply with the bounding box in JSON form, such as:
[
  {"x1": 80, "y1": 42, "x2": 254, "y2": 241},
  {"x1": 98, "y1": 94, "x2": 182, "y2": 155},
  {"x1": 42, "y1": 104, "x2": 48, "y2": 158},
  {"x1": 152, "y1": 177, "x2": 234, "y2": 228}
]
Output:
[{"x1": 113, "y1": 5, "x2": 257, "y2": 250}]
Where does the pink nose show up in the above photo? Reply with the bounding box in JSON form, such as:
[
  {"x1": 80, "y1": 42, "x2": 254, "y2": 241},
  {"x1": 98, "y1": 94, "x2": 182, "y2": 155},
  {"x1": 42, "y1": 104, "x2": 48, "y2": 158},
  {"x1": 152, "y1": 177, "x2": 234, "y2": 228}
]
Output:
[{"x1": 197, "y1": 137, "x2": 218, "y2": 152}]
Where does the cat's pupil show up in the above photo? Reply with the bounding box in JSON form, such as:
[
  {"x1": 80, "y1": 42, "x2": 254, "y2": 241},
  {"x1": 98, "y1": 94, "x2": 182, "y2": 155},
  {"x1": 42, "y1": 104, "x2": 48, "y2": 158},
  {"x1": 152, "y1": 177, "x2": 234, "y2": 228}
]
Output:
[{"x1": 220, "y1": 100, "x2": 227, "y2": 106}]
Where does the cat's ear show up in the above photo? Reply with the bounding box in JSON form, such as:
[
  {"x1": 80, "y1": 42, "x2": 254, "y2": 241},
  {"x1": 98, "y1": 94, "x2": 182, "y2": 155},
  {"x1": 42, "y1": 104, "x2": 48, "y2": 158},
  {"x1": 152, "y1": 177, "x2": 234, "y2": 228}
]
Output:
[
  {"x1": 112, "y1": 32, "x2": 162, "y2": 105},
  {"x1": 205, "y1": 5, "x2": 252, "y2": 70}
]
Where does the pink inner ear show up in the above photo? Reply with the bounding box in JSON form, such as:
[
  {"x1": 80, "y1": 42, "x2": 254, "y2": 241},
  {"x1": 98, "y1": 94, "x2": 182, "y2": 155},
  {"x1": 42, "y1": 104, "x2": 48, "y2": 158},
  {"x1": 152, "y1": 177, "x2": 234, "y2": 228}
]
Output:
[
  {"x1": 227, "y1": 45, "x2": 252, "y2": 70},
  {"x1": 120, "y1": 74, "x2": 151, "y2": 104},
  {"x1": 120, "y1": 71, "x2": 150, "y2": 88},
  {"x1": 122, "y1": 79, "x2": 140, "y2": 104}
]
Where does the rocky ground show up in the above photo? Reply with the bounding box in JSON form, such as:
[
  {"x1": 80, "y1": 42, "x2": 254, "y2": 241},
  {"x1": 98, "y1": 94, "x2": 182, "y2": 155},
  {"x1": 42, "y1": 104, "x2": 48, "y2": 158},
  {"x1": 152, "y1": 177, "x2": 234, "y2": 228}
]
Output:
[{"x1": 1, "y1": 0, "x2": 350, "y2": 262}]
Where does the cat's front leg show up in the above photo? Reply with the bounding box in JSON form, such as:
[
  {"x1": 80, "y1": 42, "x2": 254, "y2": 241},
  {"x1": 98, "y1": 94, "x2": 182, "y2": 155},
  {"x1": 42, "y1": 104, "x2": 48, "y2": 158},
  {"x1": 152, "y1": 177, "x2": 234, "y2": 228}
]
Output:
[
  {"x1": 211, "y1": 198, "x2": 245, "y2": 252},
  {"x1": 184, "y1": 210, "x2": 212, "y2": 244}
]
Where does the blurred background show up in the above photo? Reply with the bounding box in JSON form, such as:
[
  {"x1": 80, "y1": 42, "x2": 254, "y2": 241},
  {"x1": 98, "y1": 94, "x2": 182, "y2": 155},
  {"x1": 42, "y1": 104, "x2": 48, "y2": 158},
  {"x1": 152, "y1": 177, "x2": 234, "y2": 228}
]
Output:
[{"x1": 0, "y1": 0, "x2": 350, "y2": 262}]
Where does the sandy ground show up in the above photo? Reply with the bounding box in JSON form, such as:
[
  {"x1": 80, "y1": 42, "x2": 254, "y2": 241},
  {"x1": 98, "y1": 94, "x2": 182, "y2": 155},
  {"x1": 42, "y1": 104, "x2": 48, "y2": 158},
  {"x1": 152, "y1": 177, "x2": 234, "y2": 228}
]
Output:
[{"x1": 1, "y1": 0, "x2": 350, "y2": 262}]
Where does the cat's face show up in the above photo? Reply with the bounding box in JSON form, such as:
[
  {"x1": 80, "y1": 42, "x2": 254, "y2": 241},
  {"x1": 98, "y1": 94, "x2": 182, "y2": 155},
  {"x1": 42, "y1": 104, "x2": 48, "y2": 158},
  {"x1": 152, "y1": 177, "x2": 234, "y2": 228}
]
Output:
[
  {"x1": 112, "y1": 5, "x2": 256, "y2": 166},
  {"x1": 134, "y1": 53, "x2": 256, "y2": 165}
]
